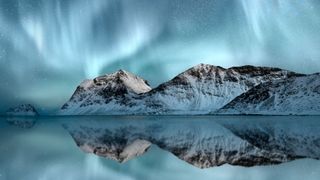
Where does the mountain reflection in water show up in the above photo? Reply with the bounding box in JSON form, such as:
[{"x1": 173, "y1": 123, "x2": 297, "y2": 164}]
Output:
[{"x1": 0, "y1": 116, "x2": 320, "y2": 180}]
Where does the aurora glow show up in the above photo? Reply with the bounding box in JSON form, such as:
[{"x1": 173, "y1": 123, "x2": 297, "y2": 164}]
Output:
[{"x1": 0, "y1": 0, "x2": 319, "y2": 113}]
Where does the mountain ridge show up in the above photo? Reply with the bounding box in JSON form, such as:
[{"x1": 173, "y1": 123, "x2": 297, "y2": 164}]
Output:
[
  {"x1": 59, "y1": 63, "x2": 311, "y2": 115},
  {"x1": 217, "y1": 73, "x2": 320, "y2": 115}
]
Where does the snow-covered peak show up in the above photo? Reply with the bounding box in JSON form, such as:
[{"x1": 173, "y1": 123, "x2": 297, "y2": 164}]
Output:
[
  {"x1": 146, "y1": 64, "x2": 299, "y2": 114},
  {"x1": 78, "y1": 79, "x2": 94, "y2": 90},
  {"x1": 161, "y1": 64, "x2": 298, "y2": 87},
  {"x1": 182, "y1": 64, "x2": 295, "y2": 76},
  {"x1": 115, "y1": 70, "x2": 152, "y2": 94},
  {"x1": 83, "y1": 70, "x2": 151, "y2": 94},
  {"x1": 217, "y1": 74, "x2": 320, "y2": 115},
  {"x1": 60, "y1": 70, "x2": 151, "y2": 113},
  {"x1": 176, "y1": 63, "x2": 225, "y2": 80},
  {"x1": 186, "y1": 63, "x2": 225, "y2": 74},
  {"x1": 6, "y1": 104, "x2": 39, "y2": 116}
]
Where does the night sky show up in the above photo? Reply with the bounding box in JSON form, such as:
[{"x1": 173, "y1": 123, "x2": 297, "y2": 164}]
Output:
[{"x1": 0, "y1": 0, "x2": 320, "y2": 114}]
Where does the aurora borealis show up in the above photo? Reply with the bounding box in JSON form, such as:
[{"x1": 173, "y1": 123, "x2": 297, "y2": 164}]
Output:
[{"x1": 0, "y1": 0, "x2": 319, "y2": 113}]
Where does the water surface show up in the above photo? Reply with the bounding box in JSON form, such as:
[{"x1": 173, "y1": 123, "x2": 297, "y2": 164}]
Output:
[{"x1": 0, "y1": 116, "x2": 320, "y2": 180}]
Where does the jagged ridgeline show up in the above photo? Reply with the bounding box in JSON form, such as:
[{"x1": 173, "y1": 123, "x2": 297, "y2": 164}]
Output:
[{"x1": 59, "y1": 64, "x2": 320, "y2": 115}]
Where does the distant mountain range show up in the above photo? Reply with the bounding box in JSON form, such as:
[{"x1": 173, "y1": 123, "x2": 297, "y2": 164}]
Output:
[
  {"x1": 5, "y1": 64, "x2": 319, "y2": 116},
  {"x1": 6, "y1": 104, "x2": 39, "y2": 116},
  {"x1": 58, "y1": 63, "x2": 320, "y2": 115}
]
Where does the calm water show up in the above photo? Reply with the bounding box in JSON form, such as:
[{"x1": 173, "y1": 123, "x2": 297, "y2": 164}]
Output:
[{"x1": 0, "y1": 116, "x2": 320, "y2": 180}]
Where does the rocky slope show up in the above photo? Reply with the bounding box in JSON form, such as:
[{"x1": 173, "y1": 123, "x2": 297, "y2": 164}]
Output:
[
  {"x1": 60, "y1": 64, "x2": 300, "y2": 115},
  {"x1": 143, "y1": 64, "x2": 300, "y2": 114},
  {"x1": 63, "y1": 117, "x2": 320, "y2": 168},
  {"x1": 217, "y1": 73, "x2": 320, "y2": 115},
  {"x1": 6, "y1": 104, "x2": 39, "y2": 116},
  {"x1": 60, "y1": 70, "x2": 152, "y2": 115}
]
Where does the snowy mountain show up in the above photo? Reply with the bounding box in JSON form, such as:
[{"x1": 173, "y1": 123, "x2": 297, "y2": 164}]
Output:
[
  {"x1": 217, "y1": 74, "x2": 320, "y2": 115},
  {"x1": 60, "y1": 70, "x2": 152, "y2": 115},
  {"x1": 6, "y1": 104, "x2": 39, "y2": 116},
  {"x1": 63, "y1": 117, "x2": 320, "y2": 168},
  {"x1": 60, "y1": 64, "x2": 299, "y2": 115},
  {"x1": 143, "y1": 64, "x2": 299, "y2": 114}
]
